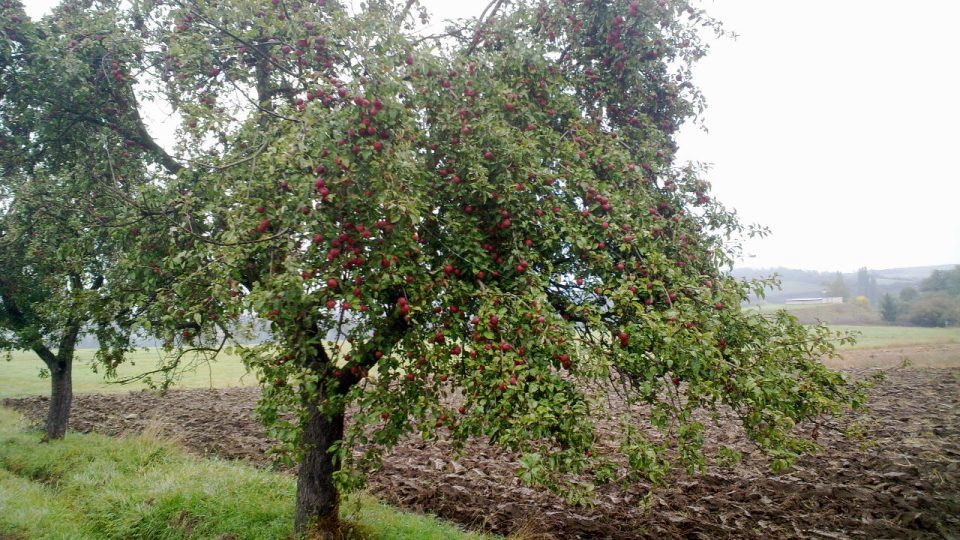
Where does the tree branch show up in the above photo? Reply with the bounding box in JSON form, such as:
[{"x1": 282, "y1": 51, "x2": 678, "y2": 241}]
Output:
[
  {"x1": 334, "y1": 293, "x2": 411, "y2": 395},
  {"x1": 466, "y1": 0, "x2": 507, "y2": 54},
  {"x1": 57, "y1": 320, "x2": 82, "y2": 364},
  {"x1": 398, "y1": 0, "x2": 417, "y2": 24}
]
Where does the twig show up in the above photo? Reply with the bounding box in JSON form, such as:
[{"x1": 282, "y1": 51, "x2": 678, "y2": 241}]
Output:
[
  {"x1": 465, "y1": 0, "x2": 507, "y2": 55},
  {"x1": 398, "y1": 0, "x2": 417, "y2": 24}
]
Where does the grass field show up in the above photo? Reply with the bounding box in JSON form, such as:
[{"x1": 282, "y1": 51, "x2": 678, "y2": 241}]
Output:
[
  {"x1": 5, "y1": 322, "x2": 959, "y2": 401},
  {"x1": 1, "y1": 348, "x2": 256, "y2": 400},
  {"x1": 833, "y1": 325, "x2": 960, "y2": 349},
  {"x1": 748, "y1": 302, "x2": 882, "y2": 325},
  {"x1": 0, "y1": 407, "x2": 493, "y2": 540},
  {"x1": 746, "y1": 304, "x2": 960, "y2": 349}
]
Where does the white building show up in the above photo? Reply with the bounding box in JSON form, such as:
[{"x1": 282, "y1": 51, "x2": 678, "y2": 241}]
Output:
[{"x1": 784, "y1": 297, "x2": 844, "y2": 305}]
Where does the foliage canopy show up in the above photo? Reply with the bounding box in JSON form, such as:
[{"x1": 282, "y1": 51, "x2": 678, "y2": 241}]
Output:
[
  {"x1": 0, "y1": 0, "x2": 150, "y2": 438},
  {"x1": 3, "y1": 0, "x2": 863, "y2": 530}
]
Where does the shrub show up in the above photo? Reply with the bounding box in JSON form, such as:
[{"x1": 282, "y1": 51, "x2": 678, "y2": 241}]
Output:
[{"x1": 908, "y1": 294, "x2": 960, "y2": 327}]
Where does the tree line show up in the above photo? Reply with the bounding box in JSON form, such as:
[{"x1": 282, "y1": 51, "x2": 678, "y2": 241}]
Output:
[{"x1": 879, "y1": 266, "x2": 960, "y2": 326}]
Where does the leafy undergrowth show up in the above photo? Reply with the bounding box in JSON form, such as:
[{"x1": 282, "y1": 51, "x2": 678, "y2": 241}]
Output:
[{"x1": 0, "y1": 407, "x2": 492, "y2": 540}]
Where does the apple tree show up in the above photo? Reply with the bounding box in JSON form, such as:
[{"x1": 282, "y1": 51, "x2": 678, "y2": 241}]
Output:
[
  {"x1": 105, "y1": 0, "x2": 863, "y2": 534},
  {"x1": 0, "y1": 0, "x2": 178, "y2": 438}
]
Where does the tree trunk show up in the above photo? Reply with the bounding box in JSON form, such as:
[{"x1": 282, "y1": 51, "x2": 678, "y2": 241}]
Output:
[
  {"x1": 295, "y1": 400, "x2": 345, "y2": 536},
  {"x1": 45, "y1": 359, "x2": 72, "y2": 440}
]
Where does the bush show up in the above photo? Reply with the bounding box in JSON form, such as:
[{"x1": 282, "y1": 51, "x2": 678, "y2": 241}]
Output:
[
  {"x1": 908, "y1": 294, "x2": 960, "y2": 327},
  {"x1": 879, "y1": 293, "x2": 901, "y2": 323}
]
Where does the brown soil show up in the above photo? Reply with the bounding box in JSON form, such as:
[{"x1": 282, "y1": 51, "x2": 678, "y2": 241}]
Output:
[
  {"x1": 5, "y1": 349, "x2": 960, "y2": 539},
  {"x1": 826, "y1": 344, "x2": 960, "y2": 370}
]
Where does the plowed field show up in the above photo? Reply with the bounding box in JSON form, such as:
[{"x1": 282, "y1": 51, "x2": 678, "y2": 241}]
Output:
[{"x1": 6, "y1": 347, "x2": 959, "y2": 539}]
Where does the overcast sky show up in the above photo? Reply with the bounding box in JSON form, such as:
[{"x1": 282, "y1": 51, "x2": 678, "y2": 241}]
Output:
[{"x1": 23, "y1": 0, "x2": 960, "y2": 273}]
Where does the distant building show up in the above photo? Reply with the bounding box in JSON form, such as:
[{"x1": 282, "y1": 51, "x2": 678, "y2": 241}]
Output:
[{"x1": 785, "y1": 297, "x2": 844, "y2": 305}]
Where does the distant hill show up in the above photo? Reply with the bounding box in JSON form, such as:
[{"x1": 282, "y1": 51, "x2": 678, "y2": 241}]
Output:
[
  {"x1": 869, "y1": 265, "x2": 957, "y2": 282},
  {"x1": 732, "y1": 264, "x2": 958, "y2": 305}
]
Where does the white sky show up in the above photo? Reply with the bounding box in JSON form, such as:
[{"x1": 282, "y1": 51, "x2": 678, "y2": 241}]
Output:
[{"x1": 24, "y1": 0, "x2": 960, "y2": 273}]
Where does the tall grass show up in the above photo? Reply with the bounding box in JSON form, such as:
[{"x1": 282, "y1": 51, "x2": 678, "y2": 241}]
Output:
[{"x1": 0, "y1": 407, "x2": 493, "y2": 539}]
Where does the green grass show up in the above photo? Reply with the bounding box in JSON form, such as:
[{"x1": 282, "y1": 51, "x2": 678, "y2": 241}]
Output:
[
  {"x1": 832, "y1": 325, "x2": 960, "y2": 350},
  {"x1": 0, "y1": 407, "x2": 493, "y2": 540},
  {"x1": 0, "y1": 348, "x2": 257, "y2": 400},
  {"x1": 743, "y1": 304, "x2": 959, "y2": 350}
]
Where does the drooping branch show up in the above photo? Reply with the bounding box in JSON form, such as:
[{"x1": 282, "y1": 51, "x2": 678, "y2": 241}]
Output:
[{"x1": 108, "y1": 333, "x2": 230, "y2": 386}]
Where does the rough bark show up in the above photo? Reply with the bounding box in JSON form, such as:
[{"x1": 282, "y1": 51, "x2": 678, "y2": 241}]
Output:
[
  {"x1": 294, "y1": 399, "x2": 345, "y2": 536},
  {"x1": 41, "y1": 319, "x2": 81, "y2": 441},
  {"x1": 44, "y1": 358, "x2": 73, "y2": 440}
]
